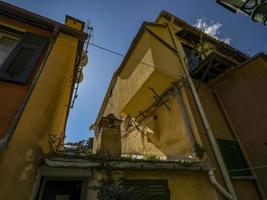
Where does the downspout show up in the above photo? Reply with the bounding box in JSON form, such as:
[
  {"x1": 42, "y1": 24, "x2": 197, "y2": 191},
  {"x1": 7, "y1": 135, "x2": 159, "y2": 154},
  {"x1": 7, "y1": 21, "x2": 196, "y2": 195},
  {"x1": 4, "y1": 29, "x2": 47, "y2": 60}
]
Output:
[
  {"x1": 208, "y1": 170, "x2": 235, "y2": 200},
  {"x1": 166, "y1": 17, "x2": 238, "y2": 200},
  {"x1": 174, "y1": 81, "x2": 203, "y2": 147},
  {"x1": 173, "y1": 85, "x2": 197, "y2": 151}
]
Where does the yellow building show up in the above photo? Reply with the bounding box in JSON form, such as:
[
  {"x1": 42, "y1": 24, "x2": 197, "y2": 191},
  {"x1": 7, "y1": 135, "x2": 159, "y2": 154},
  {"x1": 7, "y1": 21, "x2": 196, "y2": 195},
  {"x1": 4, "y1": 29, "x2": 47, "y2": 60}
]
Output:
[
  {"x1": 90, "y1": 11, "x2": 266, "y2": 200},
  {"x1": 1, "y1": 1, "x2": 266, "y2": 199},
  {"x1": 0, "y1": 1, "x2": 87, "y2": 199}
]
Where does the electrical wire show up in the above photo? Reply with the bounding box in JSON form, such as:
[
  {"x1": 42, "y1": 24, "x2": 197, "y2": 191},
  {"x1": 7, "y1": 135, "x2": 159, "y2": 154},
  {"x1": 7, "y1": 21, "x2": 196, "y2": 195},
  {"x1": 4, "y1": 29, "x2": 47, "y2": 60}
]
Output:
[
  {"x1": 88, "y1": 42, "x2": 183, "y2": 79},
  {"x1": 228, "y1": 164, "x2": 267, "y2": 173}
]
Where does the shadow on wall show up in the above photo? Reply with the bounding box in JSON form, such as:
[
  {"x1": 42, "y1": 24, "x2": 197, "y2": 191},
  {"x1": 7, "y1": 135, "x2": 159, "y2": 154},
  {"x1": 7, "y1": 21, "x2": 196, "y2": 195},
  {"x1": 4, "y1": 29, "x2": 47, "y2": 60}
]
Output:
[{"x1": 121, "y1": 95, "x2": 194, "y2": 160}]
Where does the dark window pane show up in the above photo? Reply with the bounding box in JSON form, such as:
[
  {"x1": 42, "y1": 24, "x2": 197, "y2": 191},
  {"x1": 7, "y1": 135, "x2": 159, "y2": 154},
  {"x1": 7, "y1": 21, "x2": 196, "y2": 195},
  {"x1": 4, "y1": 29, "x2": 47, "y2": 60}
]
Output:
[
  {"x1": 217, "y1": 138, "x2": 251, "y2": 177},
  {"x1": 40, "y1": 180, "x2": 82, "y2": 200},
  {"x1": 182, "y1": 44, "x2": 202, "y2": 71}
]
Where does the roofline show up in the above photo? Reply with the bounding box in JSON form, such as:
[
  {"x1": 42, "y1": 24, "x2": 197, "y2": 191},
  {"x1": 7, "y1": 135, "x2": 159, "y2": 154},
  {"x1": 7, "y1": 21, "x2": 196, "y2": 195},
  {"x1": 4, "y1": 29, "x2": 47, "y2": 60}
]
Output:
[
  {"x1": 0, "y1": 1, "x2": 87, "y2": 41},
  {"x1": 208, "y1": 52, "x2": 267, "y2": 88},
  {"x1": 236, "y1": 52, "x2": 267, "y2": 68},
  {"x1": 157, "y1": 10, "x2": 247, "y2": 58}
]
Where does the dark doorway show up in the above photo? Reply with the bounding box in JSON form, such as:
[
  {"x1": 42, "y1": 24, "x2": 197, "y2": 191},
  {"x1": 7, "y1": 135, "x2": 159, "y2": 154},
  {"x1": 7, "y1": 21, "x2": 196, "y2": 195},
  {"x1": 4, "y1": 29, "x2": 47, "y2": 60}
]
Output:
[{"x1": 39, "y1": 180, "x2": 82, "y2": 200}]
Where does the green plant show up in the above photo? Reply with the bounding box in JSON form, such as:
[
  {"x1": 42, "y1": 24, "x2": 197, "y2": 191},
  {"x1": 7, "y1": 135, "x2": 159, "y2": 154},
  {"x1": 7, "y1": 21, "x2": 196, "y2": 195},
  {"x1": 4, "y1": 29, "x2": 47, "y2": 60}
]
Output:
[
  {"x1": 176, "y1": 159, "x2": 192, "y2": 167},
  {"x1": 194, "y1": 143, "x2": 205, "y2": 160},
  {"x1": 49, "y1": 135, "x2": 64, "y2": 152},
  {"x1": 120, "y1": 154, "x2": 133, "y2": 161},
  {"x1": 93, "y1": 169, "x2": 132, "y2": 200},
  {"x1": 143, "y1": 154, "x2": 160, "y2": 161}
]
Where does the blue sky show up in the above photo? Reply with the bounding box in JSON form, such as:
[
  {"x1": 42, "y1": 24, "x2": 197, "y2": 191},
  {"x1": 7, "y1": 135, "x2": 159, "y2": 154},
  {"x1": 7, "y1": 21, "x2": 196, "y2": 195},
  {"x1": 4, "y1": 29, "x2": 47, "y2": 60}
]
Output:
[{"x1": 5, "y1": 0, "x2": 267, "y2": 142}]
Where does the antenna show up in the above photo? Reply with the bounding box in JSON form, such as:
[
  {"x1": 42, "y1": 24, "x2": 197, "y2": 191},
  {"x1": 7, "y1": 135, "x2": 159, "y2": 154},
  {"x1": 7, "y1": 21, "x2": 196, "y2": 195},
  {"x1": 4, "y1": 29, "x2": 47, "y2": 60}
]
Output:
[
  {"x1": 70, "y1": 20, "x2": 93, "y2": 109},
  {"x1": 85, "y1": 20, "x2": 93, "y2": 53}
]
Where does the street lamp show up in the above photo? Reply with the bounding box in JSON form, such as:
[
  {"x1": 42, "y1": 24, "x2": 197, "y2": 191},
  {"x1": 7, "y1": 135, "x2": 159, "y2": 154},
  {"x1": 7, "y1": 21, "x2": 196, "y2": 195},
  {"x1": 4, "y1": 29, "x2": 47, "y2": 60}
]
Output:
[{"x1": 217, "y1": 0, "x2": 267, "y2": 25}]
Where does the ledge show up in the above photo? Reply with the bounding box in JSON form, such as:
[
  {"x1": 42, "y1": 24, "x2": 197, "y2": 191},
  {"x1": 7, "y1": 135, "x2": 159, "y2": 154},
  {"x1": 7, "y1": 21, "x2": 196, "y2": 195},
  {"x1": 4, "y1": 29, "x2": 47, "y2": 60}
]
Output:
[{"x1": 45, "y1": 154, "x2": 212, "y2": 172}]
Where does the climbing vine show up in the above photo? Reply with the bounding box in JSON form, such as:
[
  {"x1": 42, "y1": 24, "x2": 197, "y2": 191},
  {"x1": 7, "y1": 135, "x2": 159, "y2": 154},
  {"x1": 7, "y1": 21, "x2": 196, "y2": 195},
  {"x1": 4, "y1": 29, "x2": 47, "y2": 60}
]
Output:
[{"x1": 93, "y1": 168, "x2": 132, "y2": 200}]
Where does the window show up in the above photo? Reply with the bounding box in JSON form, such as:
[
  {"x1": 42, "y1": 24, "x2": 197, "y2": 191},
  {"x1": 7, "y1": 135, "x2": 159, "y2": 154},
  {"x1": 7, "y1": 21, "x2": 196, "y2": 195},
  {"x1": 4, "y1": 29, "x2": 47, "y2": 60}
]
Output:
[
  {"x1": 125, "y1": 180, "x2": 170, "y2": 200},
  {"x1": 0, "y1": 26, "x2": 48, "y2": 83},
  {"x1": 182, "y1": 44, "x2": 202, "y2": 71},
  {"x1": 217, "y1": 138, "x2": 251, "y2": 177},
  {"x1": 37, "y1": 178, "x2": 87, "y2": 200},
  {"x1": 0, "y1": 32, "x2": 19, "y2": 66}
]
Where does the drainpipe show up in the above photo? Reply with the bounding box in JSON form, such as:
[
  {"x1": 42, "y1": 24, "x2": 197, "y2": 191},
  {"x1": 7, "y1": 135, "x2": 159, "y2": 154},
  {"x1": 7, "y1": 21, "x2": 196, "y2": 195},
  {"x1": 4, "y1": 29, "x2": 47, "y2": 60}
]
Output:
[
  {"x1": 174, "y1": 81, "x2": 204, "y2": 147},
  {"x1": 208, "y1": 170, "x2": 235, "y2": 200},
  {"x1": 166, "y1": 17, "x2": 237, "y2": 200},
  {"x1": 173, "y1": 84, "x2": 197, "y2": 151}
]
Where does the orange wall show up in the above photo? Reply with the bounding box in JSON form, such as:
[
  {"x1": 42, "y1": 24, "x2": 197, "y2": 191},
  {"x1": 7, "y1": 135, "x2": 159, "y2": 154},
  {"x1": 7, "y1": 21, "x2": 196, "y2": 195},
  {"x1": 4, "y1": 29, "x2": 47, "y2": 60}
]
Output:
[
  {"x1": 215, "y1": 55, "x2": 267, "y2": 198},
  {"x1": 0, "y1": 15, "x2": 51, "y2": 140}
]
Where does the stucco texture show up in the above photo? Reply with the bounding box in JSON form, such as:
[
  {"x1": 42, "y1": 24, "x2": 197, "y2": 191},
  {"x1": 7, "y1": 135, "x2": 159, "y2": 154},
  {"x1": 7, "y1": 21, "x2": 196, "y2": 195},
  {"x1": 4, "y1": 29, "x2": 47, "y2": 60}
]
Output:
[{"x1": 0, "y1": 32, "x2": 78, "y2": 200}]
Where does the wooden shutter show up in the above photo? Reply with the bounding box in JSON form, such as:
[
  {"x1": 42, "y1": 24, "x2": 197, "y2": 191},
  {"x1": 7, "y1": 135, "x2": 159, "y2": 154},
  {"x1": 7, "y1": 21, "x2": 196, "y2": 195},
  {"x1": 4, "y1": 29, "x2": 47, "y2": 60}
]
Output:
[
  {"x1": 0, "y1": 32, "x2": 48, "y2": 83},
  {"x1": 217, "y1": 139, "x2": 251, "y2": 177},
  {"x1": 125, "y1": 180, "x2": 170, "y2": 200},
  {"x1": 147, "y1": 184, "x2": 170, "y2": 200}
]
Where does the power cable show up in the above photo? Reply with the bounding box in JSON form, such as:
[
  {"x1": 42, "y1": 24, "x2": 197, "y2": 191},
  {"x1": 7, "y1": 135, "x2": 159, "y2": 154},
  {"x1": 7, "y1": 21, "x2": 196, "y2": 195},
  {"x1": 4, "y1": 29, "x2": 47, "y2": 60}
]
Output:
[
  {"x1": 229, "y1": 164, "x2": 267, "y2": 173},
  {"x1": 88, "y1": 42, "x2": 182, "y2": 79}
]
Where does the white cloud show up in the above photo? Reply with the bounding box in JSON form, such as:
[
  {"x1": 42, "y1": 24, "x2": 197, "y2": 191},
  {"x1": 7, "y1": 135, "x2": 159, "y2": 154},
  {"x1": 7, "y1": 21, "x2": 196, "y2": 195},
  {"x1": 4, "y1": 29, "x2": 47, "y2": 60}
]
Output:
[{"x1": 194, "y1": 18, "x2": 231, "y2": 44}]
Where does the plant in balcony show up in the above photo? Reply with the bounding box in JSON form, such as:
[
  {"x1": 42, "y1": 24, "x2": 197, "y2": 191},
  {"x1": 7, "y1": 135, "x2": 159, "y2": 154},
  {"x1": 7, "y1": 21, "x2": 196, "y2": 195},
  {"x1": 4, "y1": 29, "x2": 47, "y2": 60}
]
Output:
[{"x1": 143, "y1": 154, "x2": 160, "y2": 161}]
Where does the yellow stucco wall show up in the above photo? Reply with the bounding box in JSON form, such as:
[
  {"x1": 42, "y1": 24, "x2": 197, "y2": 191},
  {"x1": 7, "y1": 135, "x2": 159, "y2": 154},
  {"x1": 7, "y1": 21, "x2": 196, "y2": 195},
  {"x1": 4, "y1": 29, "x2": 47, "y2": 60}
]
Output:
[
  {"x1": 0, "y1": 33, "x2": 79, "y2": 200},
  {"x1": 196, "y1": 82, "x2": 234, "y2": 141},
  {"x1": 125, "y1": 170, "x2": 219, "y2": 200},
  {"x1": 101, "y1": 25, "x2": 194, "y2": 159},
  {"x1": 107, "y1": 25, "x2": 183, "y2": 118},
  {"x1": 121, "y1": 95, "x2": 193, "y2": 158},
  {"x1": 96, "y1": 16, "x2": 263, "y2": 199}
]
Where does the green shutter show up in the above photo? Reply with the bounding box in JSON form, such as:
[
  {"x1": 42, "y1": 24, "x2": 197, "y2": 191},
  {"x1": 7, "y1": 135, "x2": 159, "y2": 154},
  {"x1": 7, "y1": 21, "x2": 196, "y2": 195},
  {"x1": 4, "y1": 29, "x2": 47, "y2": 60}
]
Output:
[
  {"x1": 125, "y1": 180, "x2": 170, "y2": 200},
  {"x1": 217, "y1": 139, "x2": 251, "y2": 177},
  {"x1": 0, "y1": 32, "x2": 48, "y2": 83},
  {"x1": 147, "y1": 184, "x2": 170, "y2": 200}
]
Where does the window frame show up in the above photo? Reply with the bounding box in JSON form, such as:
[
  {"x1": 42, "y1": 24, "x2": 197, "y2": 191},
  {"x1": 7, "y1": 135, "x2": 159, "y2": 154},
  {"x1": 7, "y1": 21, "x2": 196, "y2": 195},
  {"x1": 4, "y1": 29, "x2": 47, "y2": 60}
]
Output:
[
  {"x1": 0, "y1": 25, "x2": 48, "y2": 84},
  {"x1": 0, "y1": 30, "x2": 21, "y2": 67},
  {"x1": 124, "y1": 179, "x2": 170, "y2": 200},
  {"x1": 216, "y1": 138, "x2": 252, "y2": 177},
  {"x1": 181, "y1": 43, "x2": 203, "y2": 72}
]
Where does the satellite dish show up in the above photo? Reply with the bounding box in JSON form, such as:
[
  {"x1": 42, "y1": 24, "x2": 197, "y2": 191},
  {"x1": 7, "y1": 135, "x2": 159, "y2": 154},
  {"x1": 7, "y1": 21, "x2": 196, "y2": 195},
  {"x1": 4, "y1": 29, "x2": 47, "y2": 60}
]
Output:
[
  {"x1": 79, "y1": 50, "x2": 88, "y2": 67},
  {"x1": 76, "y1": 71, "x2": 84, "y2": 83}
]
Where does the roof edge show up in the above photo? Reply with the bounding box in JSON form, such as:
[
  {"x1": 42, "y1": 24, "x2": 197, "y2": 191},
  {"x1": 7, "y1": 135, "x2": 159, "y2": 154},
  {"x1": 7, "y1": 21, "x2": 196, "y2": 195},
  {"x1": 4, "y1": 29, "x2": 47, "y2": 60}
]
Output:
[
  {"x1": 157, "y1": 10, "x2": 247, "y2": 59},
  {"x1": 45, "y1": 157, "x2": 212, "y2": 171},
  {"x1": 0, "y1": 1, "x2": 87, "y2": 40}
]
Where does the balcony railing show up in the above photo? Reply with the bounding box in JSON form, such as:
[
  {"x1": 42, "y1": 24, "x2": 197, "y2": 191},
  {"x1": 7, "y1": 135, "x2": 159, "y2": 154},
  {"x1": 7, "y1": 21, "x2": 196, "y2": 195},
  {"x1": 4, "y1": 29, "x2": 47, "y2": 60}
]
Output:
[{"x1": 177, "y1": 29, "x2": 248, "y2": 82}]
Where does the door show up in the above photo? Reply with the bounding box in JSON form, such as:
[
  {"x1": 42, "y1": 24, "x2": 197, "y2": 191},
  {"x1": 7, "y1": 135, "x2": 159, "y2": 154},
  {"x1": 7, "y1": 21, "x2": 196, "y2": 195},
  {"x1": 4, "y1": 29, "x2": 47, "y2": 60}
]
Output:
[{"x1": 38, "y1": 180, "x2": 83, "y2": 200}]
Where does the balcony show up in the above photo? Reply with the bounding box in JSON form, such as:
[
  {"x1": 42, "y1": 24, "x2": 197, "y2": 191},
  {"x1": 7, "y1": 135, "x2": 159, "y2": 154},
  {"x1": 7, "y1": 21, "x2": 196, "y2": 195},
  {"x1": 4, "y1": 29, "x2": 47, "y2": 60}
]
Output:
[
  {"x1": 121, "y1": 70, "x2": 177, "y2": 117},
  {"x1": 177, "y1": 29, "x2": 248, "y2": 82},
  {"x1": 189, "y1": 52, "x2": 239, "y2": 83}
]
